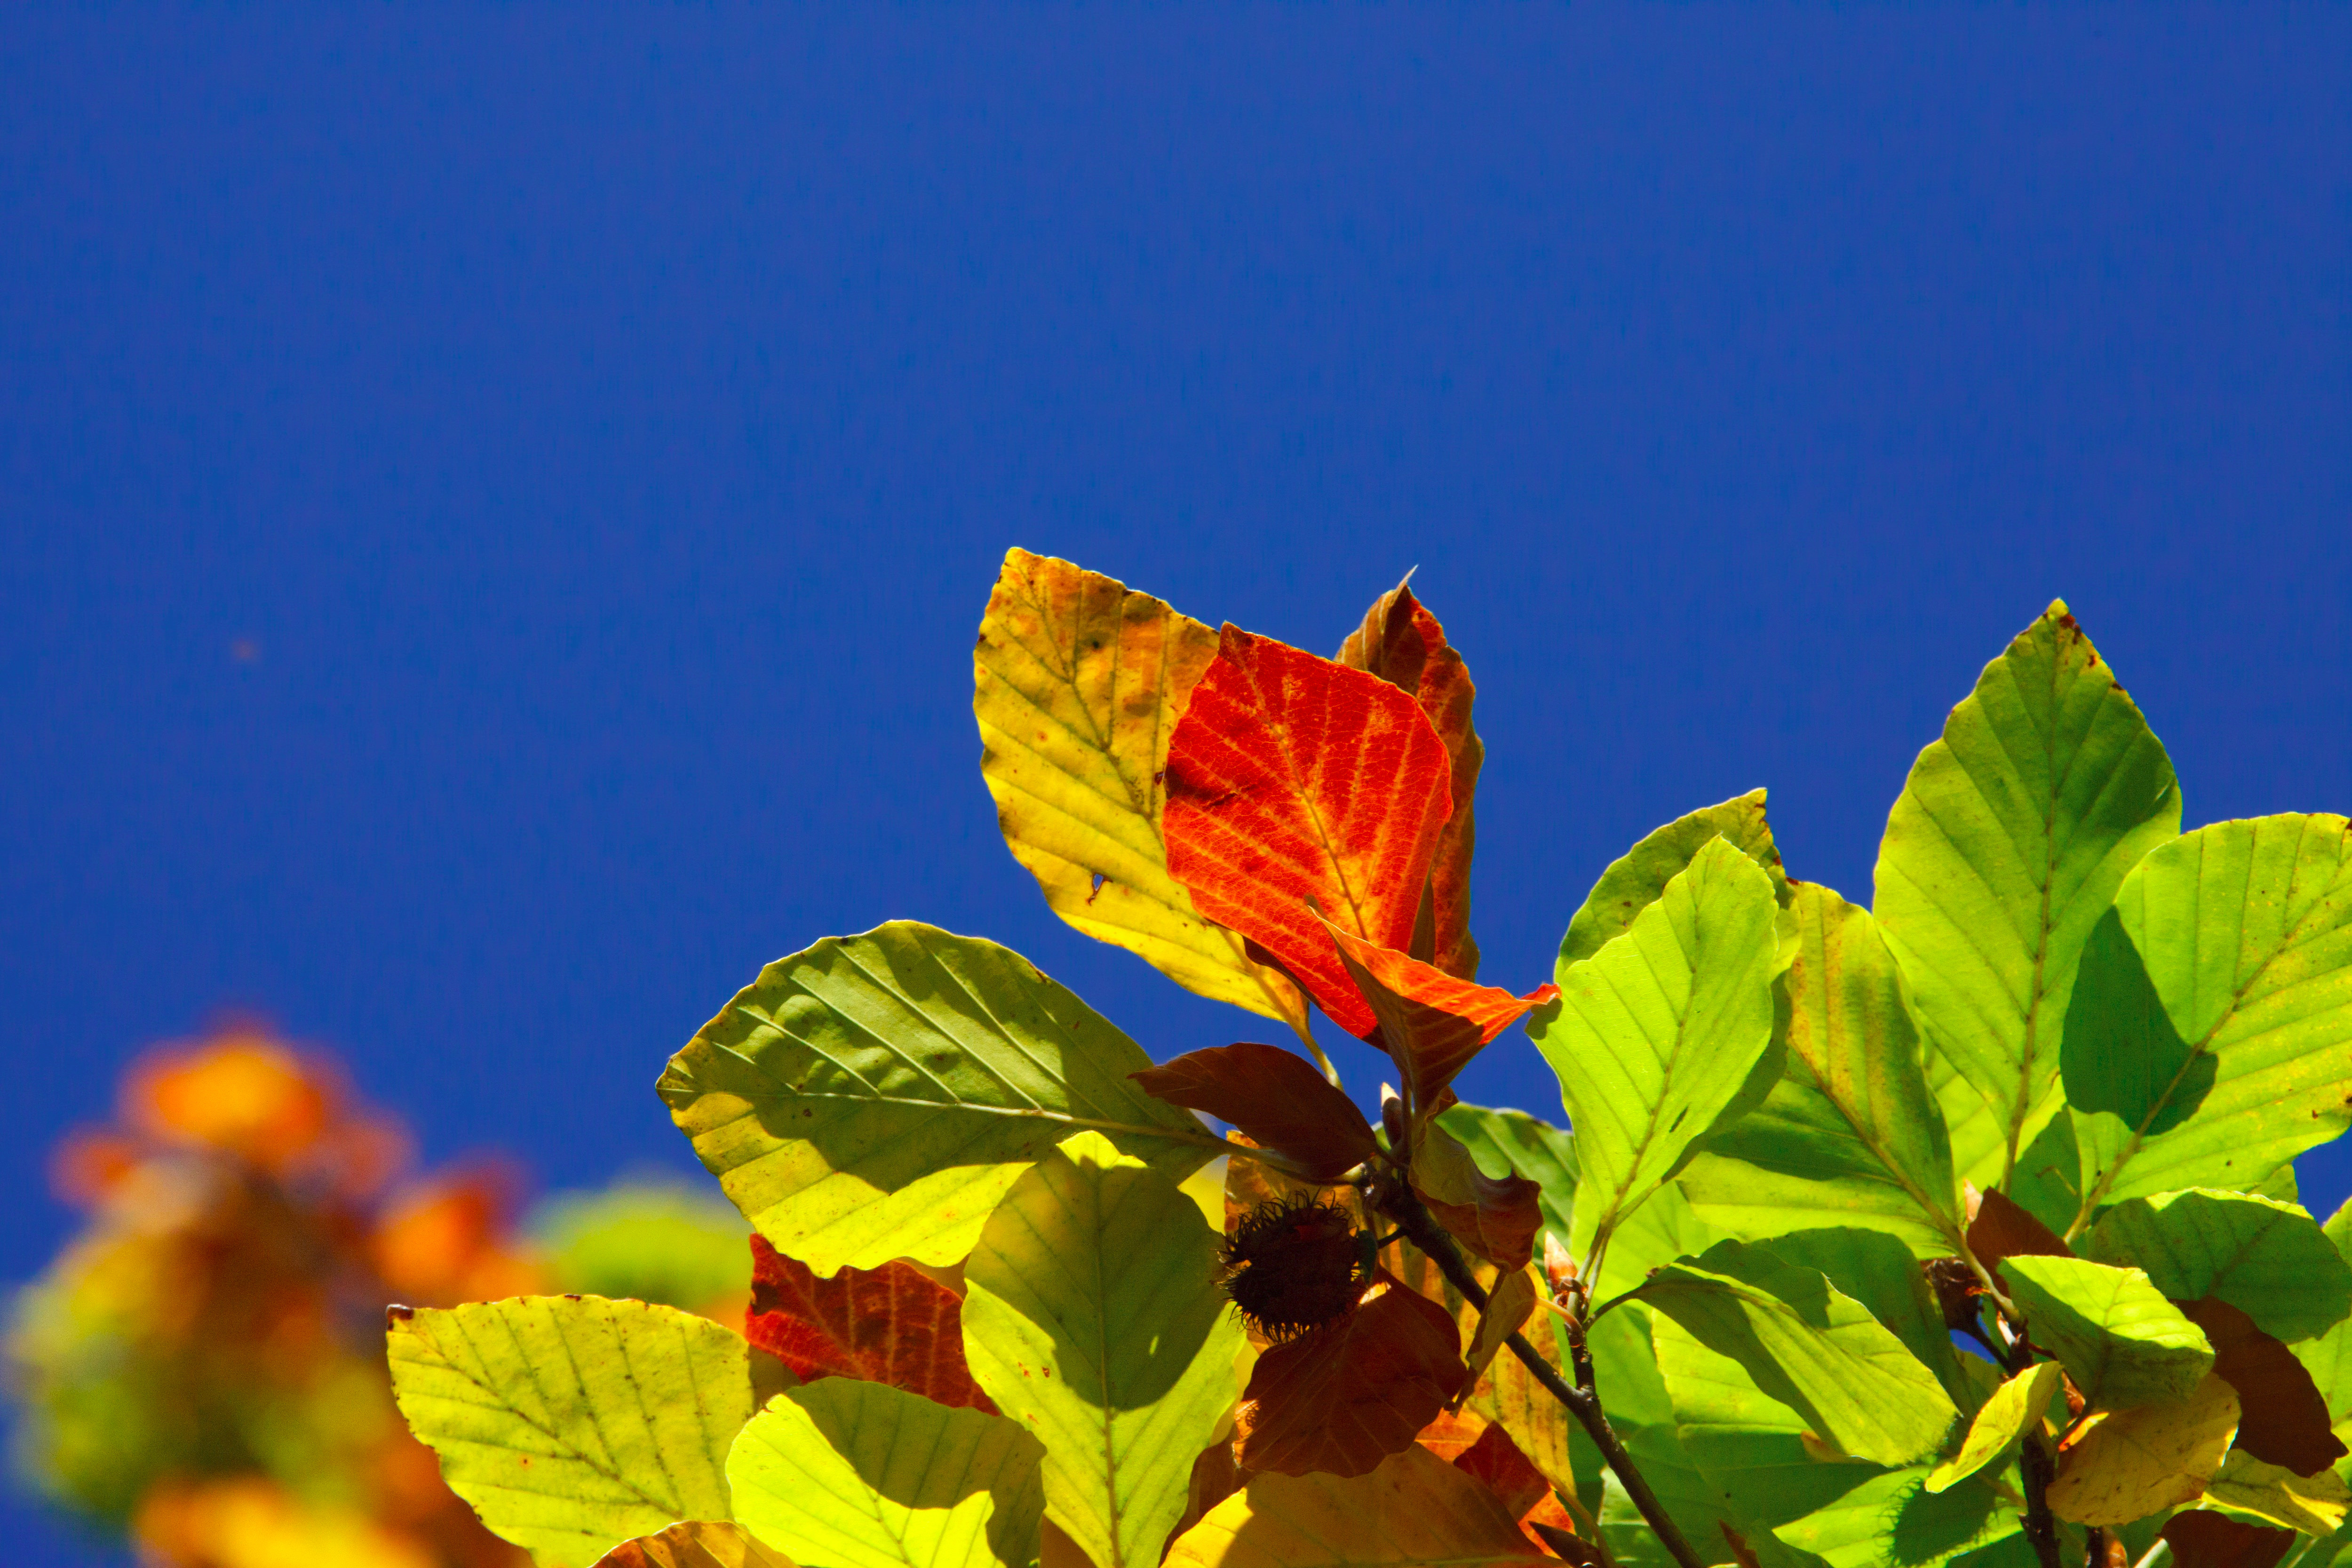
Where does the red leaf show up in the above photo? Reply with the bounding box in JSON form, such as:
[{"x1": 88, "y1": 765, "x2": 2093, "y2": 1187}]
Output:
[
  {"x1": 2176, "y1": 1297, "x2": 2347, "y2": 1475},
  {"x1": 2159, "y1": 1512, "x2": 2295, "y2": 1568},
  {"x1": 1164, "y1": 627, "x2": 1454, "y2": 1039},
  {"x1": 1451, "y1": 1422, "x2": 1548, "y2": 1519},
  {"x1": 1237, "y1": 1270, "x2": 1470, "y2": 1477},
  {"x1": 746, "y1": 1235, "x2": 997, "y2": 1415},
  {"x1": 1131, "y1": 1043, "x2": 1379, "y2": 1180},
  {"x1": 1967, "y1": 1189, "x2": 2073, "y2": 1294},
  {"x1": 1337, "y1": 583, "x2": 1484, "y2": 982},
  {"x1": 1324, "y1": 922, "x2": 1556, "y2": 1113}
]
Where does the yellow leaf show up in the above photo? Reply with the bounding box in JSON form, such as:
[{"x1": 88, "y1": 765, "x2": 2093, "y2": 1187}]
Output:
[
  {"x1": 973, "y1": 549, "x2": 1303, "y2": 1027},
  {"x1": 1164, "y1": 1444, "x2": 1544, "y2": 1568},
  {"x1": 1464, "y1": 1269, "x2": 1537, "y2": 1387},
  {"x1": 1927, "y1": 1361, "x2": 2063, "y2": 1494},
  {"x1": 2046, "y1": 1372, "x2": 2241, "y2": 1526},
  {"x1": 1462, "y1": 1329, "x2": 1578, "y2": 1500},
  {"x1": 2201, "y1": 1450, "x2": 2352, "y2": 1535}
]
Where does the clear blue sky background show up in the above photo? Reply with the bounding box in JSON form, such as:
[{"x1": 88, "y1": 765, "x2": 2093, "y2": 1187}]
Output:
[{"x1": 4, "y1": 8, "x2": 2348, "y2": 1563}]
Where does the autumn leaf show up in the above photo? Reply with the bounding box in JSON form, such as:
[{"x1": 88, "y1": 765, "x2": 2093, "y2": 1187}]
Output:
[
  {"x1": 595, "y1": 1522, "x2": 794, "y2": 1568},
  {"x1": 2158, "y1": 1512, "x2": 2295, "y2": 1568},
  {"x1": 1237, "y1": 1273, "x2": 1470, "y2": 1477},
  {"x1": 1133, "y1": 1044, "x2": 1380, "y2": 1180},
  {"x1": 1412, "y1": 1121, "x2": 1544, "y2": 1272},
  {"x1": 1166, "y1": 1445, "x2": 1544, "y2": 1568},
  {"x1": 1164, "y1": 627, "x2": 1454, "y2": 1040},
  {"x1": 1323, "y1": 920, "x2": 1556, "y2": 1112},
  {"x1": 2176, "y1": 1297, "x2": 2345, "y2": 1476},
  {"x1": 2046, "y1": 1370, "x2": 2241, "y2": 1526},
  {"x1": 1336, "y1": 581, "x2": 1484, "y2": 982},
  {"x1": 746, "y1": 1235, "x2": 997, "y2": 1415},
  {"x1": 1967, "y1": 1187, "x2": 2074, "y2": 1292}
]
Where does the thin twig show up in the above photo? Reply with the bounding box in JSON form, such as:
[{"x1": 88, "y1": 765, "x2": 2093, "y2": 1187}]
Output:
[{"x1": 1988, "y1": 1305, "x2": 2065, "y2": 1568}]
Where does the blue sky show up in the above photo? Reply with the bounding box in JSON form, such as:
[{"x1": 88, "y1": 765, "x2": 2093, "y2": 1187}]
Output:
[{"x1": 4, "y1": 8, "x2": 2348, "y2": 1562}]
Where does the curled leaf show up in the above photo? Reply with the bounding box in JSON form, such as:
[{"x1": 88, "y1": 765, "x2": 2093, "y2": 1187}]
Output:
[
  {"x1": 1237, "y1": 1273, "x2": 1470, "y2": 1478},
  {"x1": 1324, "y1": 920, "x2": 1556, "y2": 1112},
  {"x1": 1133, "y1": 1044, "x2": 1379, "y2": 1180}
]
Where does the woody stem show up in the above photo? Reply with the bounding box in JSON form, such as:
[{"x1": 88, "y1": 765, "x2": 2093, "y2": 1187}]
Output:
[{"x1": 1368, "y1": 1175, "x2": 1708, "y2": 1568}]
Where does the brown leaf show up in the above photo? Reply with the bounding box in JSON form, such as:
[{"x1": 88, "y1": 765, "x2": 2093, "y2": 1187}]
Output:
[
  {"x1": 1134, "y1": 1043, "x2": 1379, "y2": 1180},
  {"x1": 2177, "y1": 1297, "x2": 2348, "y2": 1476},
  {"x1": 1336, "y1": 583, "x2": 1484, "y2": 982},
  {"x1": 1417, "y1": 1409, "x2": 1493, "y2": 1464},
  {"x1": 2158, "y1": 1511, "x2": 2296, "y2": 1568},
  {"x1": 1417, "y1": 1154, "x2": 1544, "y2": 1272},
  {"x1": 746, "y1": 1236, "x2": 997, "y2": 1414},
  {"x1": 1451, "y1": 1422, "x2": 1548, "y2": 1519},
  {"x1": 594, "y1": 1521, "x2": 794, "y2": 1568},
  {"x1": 1323, "y1": 923, "x2": 1556, "y2": 1115},
  {"x1": 1967, "y1": 1189, "x2": 2074, "y2": 1293},
  {"x1": 1238, "y1": 1271, "x2": 1470, "y2": 1477},
  {"x1": 1526, "y1": 1521, "x2": 1609, "y2": 1567}
]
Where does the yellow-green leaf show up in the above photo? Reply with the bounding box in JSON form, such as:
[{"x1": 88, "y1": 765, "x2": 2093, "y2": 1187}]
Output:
[
  {"x1": 973, "y1": 548, "x2": 1303, "y2": 1027},
  {"x1": 962, "y1": 1132, "x2": 1245, "y2": 1568},
  {"x1": 2002, "y1": 1255, "x2": 2213, "y2": 1410},
  {"x1": 2085, "y1": 1189, "x2": 2352, "y2": 1344},
  {"x1": 2201, "y1": 1451, "x2": 2352, "y2": 1536},
  {"x1": 1926, "y1": 1363, "x2": 2062, "y2": 1494},
  {"x1": 1162, "y1": 1444, "x2": 1543, "y2": 1568},
  {"x1": 2046, "y1": 1372, "x2": 2241, "y2": 1526},
  {"x1": 727, "y1": 1381, "x2": 1045, "y2": 1568},
  {"x1": 386, "y1": 1296, "x2": 757, "y2": 1568},
  {"x1": 660, "y1": 922, "x2": 1222, "y2": 1275},
  {"x1": 1874, "y1": 601, "x2": 2180, "y2": 1184},
  {"x1": 1557, "y1": 790, "x2": 1793, "y2": 967}
]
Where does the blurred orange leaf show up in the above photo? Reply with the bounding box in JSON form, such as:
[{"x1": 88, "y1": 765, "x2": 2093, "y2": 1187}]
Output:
[{"x1": 125, "y1": 1029, "x2": 338, "y2": 1171}]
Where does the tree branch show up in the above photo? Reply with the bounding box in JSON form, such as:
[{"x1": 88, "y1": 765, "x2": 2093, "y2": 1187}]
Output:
[
  {"x1": 1990, "y1": 1306, "x2": 2066, "y2": 1568},
  {"x1": 1368, "y1": 1173, "x2": 1709, "y2": 1568}
]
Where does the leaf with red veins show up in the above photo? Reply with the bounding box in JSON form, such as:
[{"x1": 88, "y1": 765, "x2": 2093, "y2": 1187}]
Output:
[
  {"x1": 1337, "y1": 582, "x2": 1484, "y2": 982},
  {"x1": 1324, "y1": 921, "x2": 1557, "y2": 1114},
  {"x1": 1164, "y1": 627, "x2": 1454, "y2": 1040},
  {"x1": 1132, "y1": 1043, "x2": 1379, "y2": 1181},
  {"x1": 2177, "y1": 1297, "x2": 2347, "y2": 1476},
  {"x1": 745, "y1": 1236, "x2": 998, "y2": 1415},
  {"x1": 1237, "y1": 1270, "x2": 1470, "y2": 1478}
]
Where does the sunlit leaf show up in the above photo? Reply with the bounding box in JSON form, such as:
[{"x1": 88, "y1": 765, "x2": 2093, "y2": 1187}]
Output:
[
  {"x1": 1236, "y1": 1274, "x2": 1468, "y2": 1478},
  {"x1": 1747, "y1": 1227, "x2": 1974, "y2": 1413},
  {"x1": 1530, "y1": 836, "x2": 1786, "y2": 1274},
  {"x1": 1462, "y1": 1320, "x2": 1579, "y2": 1504},
  {"x1": 1463, "y1": 1268, "x2": 1536, "y2": 1387},
  {"x1": 1557, "y1": 791, "x2": 1792, "y2": 968},
  {"x1": 2159, "y1": 1511, "x2": 2297, "y2": 1568},
  {"x1": 1324, "y1": 921, "x2": 1555, "y2": 1114},
  {"x1": 727, "y1": 1381, "x2": 1044, "y2": 1568},
  {"x1": 1683, "y1": 882, "x2": 1966, "y2": 1258},
  {"x1": 660, "y1": 923, "x2": 1221, "y2": 1275},
  {"x1": 1336, "y1": 581, "x2": 1485, "y2": 982},
  {"x1": 2064, "y1": 815, "x2": 2352, "y2": 1218},
  {"x1": 2045, "y1": 1372, "x2": 2241, "y2": 1526},
  {"x1": 973, "y1": 548, "x2": 1302, "y2": 1027},
  {"x1": 2002, "y1": 1254, "x2": 2211, "y2": 1409},
  {"x1": 1434, "y1": 1105, "x2": 1576, "y2": 1250},
  {"x1": 1132, "y1": 1043, "x2": 1379, "y2": 1181},
  {"x1": 961, "y1": 1132, "x2": 1247, "y2": 1568},
  {"x1": 746, "y1": 1236, "x2": 994, "y2": 1414},
  {"x1": 1164, "y1": 1444, "x2": 1544, "y2": 1568},
  {"x1": 595, "y1": 1521, "x2": 795, "y2": 1568},
  {"x1": 2085, "y1": 1189, "x2": 2352, "y2": 1346},
  {"x1": 2202, "y1": 1451, "x2": 2352, "y2": 1536},
  {"x1": 1163, "y1": 627, "x2": 1454, "y2": 1039},
  {"x1": 1925, "y1": 1363, "x2": 2062, "y2": 1494},
  {"x1": 2175, "y1": 1298, "x2": 2344, "y2": 1478},
  {"x1": 386, "y1": 1297, "x2": 755, "y2": 1568},
  {"x1": 1874, "y1": 601, "x2": 2180, "y2": 1184},
  {"x1": 1637, "y1": 1238, "x2": 1958, "y2": 1467}
]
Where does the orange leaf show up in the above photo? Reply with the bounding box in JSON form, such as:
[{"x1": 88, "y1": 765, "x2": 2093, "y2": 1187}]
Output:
[
  {"x1": 125, "y1": 1028, "x2": 339, "y2": 1171},
  {"x1": 746, "y1": 1235, "x2": 998, "y2": 1415},
  {"x1": 1165, "y1": 627, "x2": 1454, "y2": 1039},
  {"x1": 2158, "y1": 1511, "x2": 2296, "y2": 1568},
  {"x1": 1237, "y1": 1271, "x2": 1470, "y2": 1477},
  {"x1": 1451, "y1": 1421, "x2": 1548, "y2": 1519},
  {"x1": 595, "y1": 1521, "x2": 793, "y2": 1567},
  {"x1": 1133, "y1": 1043, "x2": 1380, "y2": 1180},
  {"x1": 1337, "y1": 583, "x2": 1484, "y2": 982},
  {"x1": 2177, "y1": 1297, "x2": 2346, "y2": 1476},
  {"x1": 1324, "y1": 923, "x2": 1556, "y2": 1112}
]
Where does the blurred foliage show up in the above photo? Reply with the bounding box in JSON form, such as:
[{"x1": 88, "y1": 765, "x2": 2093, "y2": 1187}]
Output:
[{"x1": 5, "y1": 1021, "x2": 748, "y2": 1568}]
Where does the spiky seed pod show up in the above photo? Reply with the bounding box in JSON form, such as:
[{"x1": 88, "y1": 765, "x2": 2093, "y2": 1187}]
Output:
[{"x1": 1219, "y1": 1197, "x2": 1375, "y2": 1340}]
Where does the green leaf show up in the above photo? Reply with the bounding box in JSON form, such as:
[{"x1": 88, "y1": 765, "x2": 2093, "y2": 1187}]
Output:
[
  {"x1": 1530, "y1": 836, "x2": 1787, "y2": 1276},
  {"x1": 2001, "y1": 1255, "x2": 2213, "y2": 1409},
  {"x1": 660, "y1": 922, "x2": 1223, "y2": 1275},
  {"x1": 2292, "y1": 1202, "x2": 2352, "y2": 1480},
  {"x1": 1926, "y1": 1364, "x2": 2063, "y2": 1494},
  {"x1": 1637, "y1": 1239, "x2": 1960, "y2": 1467},
  {"x1": 2063, "y1": 815, "x2": 2352, "y2": 1222},
  {"x1": 2085, "y1": 1189, "x2": 2352, "y2": 1344},
  {"x1": 727, "y1": 1380, "x2": 1045, "y2": 1568},
  {"x1": 1874, "y1": 601, "x2": 2180, "y2": 1184},
  {"x1": 386, "y1": 1296, "x2": 758, "y2": 1568},
  {"x1": 1558, "y1": 789, "x2": 1793, "y2": 967},
  {"x1": 961, "y1": 1131, "x2": 1245, "y2": 1568},
  {"x1": 1682, "y1": 883, "x2": 1966, "y2": 1257},
  {"x1": 1432, "y1": 1103, "x2": 1577, "y2": 1247},
  {"x1": 1747, "y1": 1228, "x2": 1973, "y2": 1412},
  {"x1": 1586, "y1": 1179, "x2": 1725, "y2": 1305}
]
